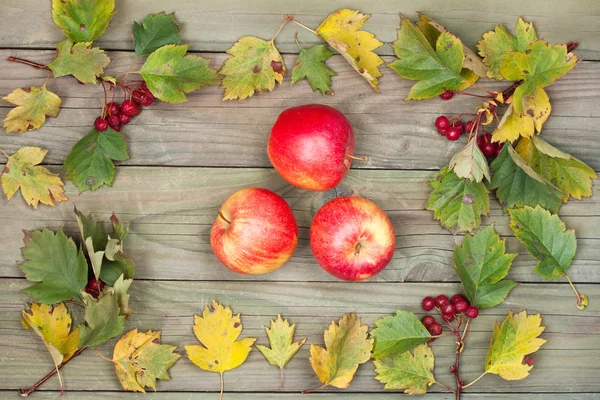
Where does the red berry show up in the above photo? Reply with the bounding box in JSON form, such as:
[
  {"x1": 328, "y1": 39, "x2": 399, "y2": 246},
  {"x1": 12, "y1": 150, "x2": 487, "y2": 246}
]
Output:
[
  {"x1": 422, "y1": 296, "x2": 435, "y2": 311},
  {"x1": 441, "y1": 303, "x2": 456, "y2": 316},
  {"x1": 428, "y1": 337, "x2": 436, "y2": 343},
  {"x1": 446, "y1": 127, "x2": 462, "y2": 141},
  {"x1": 440, "y1": 90, "x2": 454, "y2": 100},
  {"x1": 140, "y1": 93, "x2": 154, "y2": 107},
  {"x1": 422, "y1": 315, "x2": 436, "y2": 327},
  {"x1": 94, "y1": 117, "x2": 108, "y2": 132},
  {"x1": 454, "y1": 299, "x2": 469, "y2": 313},
  {"x1": 131, "y1": 89, "x2": 145, "y2": 105},
  {"x1": 477, "y1": 132, "x2": 492, "y2": 146},
  {"x1": 451, "y1": 294, "x2": 465, "y2": 304},
  {"x1": 121, "y1": 99, "x2": 141, "y2": 116},
  {"x1": 438, "y1": 128, "x2": 448, "y2": 137},
  {"x1": 466, "y1": 306, "x2": 479, "y2": 319},
  {"x1": 495, "y1": 142, "x2": 505, "y2": 156},
  {"x1": 435, "y1": 116, "x2": 450, "y2": 130},
  {"x1": 119, "y1": 113, "x2": 131, "y2": 125},
  {"x1": 449, "y1": 365, "x2": 457, "y2": 373},
  {"x1": 107, "y1": 115, "x2": 121, "y2": 131},
  {"x1": 465, "y1": 120, "x2": 476, "y2": 134},
  {"x1": 482, "y1": 142, "x2": 496, "y2": 157},
  {"x1": 453, "y1": 120, "x2": 465, "y2": 133},
  {"x1": 442, "y1": 313, "x2": 455, "y2": 322},
  {"x1": 85, "y1": 278, "x2": 105, "y2": 298},
  {"x1": 435, "y1": 295, "x2": 449, "y2": 308},
  {"x1": 428, "y1": 322, "x2": 442, "y2": 336},
  {"x1": 106, "y1": 102, "x2": 120, "y2": 116}
]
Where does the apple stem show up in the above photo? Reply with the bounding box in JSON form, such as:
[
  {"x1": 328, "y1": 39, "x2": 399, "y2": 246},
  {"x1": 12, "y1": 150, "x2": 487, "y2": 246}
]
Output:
[
  {"x1": 346, "y1": 154, "x2": 369, "y2": 162},
  {"x1": 354, "y1": 242, "x2": 362, "y2": 256},
  {"x1": 218, "y1": 211, "x2": 231, "y2": 224}
]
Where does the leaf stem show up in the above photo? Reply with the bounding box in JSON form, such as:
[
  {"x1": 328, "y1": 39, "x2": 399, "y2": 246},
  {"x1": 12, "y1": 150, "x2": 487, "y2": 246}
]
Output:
[
  {"x1": 285, "y1": 15, "x2": 319, "y2": 36},
  {"x1": 7, "y1": 56, "x2": 50, "y2": 71},
  {"x1": 94, "y1": 349, "x2": 113, "y2": 362},
  {"x1": 434, "y1": 380, "x2": 456, "y2": 393},
  {"x1": 280, "y1": 368, "x2": 284, "y2": 390},
  {"x1": 470, "y1": 82, "x2": 496, "y2": 97},
  {"x1": 302, "y1": 383, "x2": 328, "y2": 394},
  {"x1": 294, "y1": 32, "x2": 302, "y2": 51},
  {"x1": 271, "y1": 16, "x2": 291, "y2": 42},
  {"x1": 219, "y1": 372, "x2": 224, "y2": 400},
  {"x1": 0, "y1": 148, "x2": 9, "y2": 159},
  {"x1": 565, "y1": 274, "x2": 587, "y2": 309},
  {"x1": 461, "y1": 371, "x2": 488, "y2": 389}
]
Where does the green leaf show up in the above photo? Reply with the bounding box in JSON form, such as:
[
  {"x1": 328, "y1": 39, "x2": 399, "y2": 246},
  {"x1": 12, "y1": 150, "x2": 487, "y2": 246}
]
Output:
[
  {"x1": 79, "y1": 291, "x2": 125, "y2": 348},
  {"x1": 454, "y1": 225, "x2": 517, "y2": 308},
  {"x1": 489, "y1": 144, "x2": 563, "y2": 213},
  {"x1": 110, "y1": 212, "x2": 128, "y2": 240},
  {"x1": 388, "y1": 15, "x2": 470, "y2": 100},
  {"x1": 51, "y1": 0, "x2": 116, "y2": 43},
  {"x1": 370, "y1": 311, "x2": 431, "y2": 359},
  {"x1": 516, "y1": 137, "x2": 597, "y2": 201},
  {"x1": 291, "y1": 45, "x2": 336, "y2": 95},
  {"x1": 133, "y1": 12, "x2": 181, "y2": 56},
  {"x1": 139, "y1": 44, "x2": 220, "y2": 103},
  {"x1": 75, "y1": 207, "x2": 107, "y2": 251},
  {"x1": 477, "y1": 18, "x2": 538, "y2": 79},
  {"x1": 63, "y1": 127, "x2": 129, "y2": 192},
  {"x1": 107, "y1": 274, "x2": 133, "y2": 319},
  {"x1": 48, "y1": 39, "x2": 110, "y2": 84},
  {"x1": 18, "y1": 229, "x2": 88, "y2": 304},
  {"x1": 373, "y1": 344, "x2": 435, "y2": 394},
  {"x1": 427, "y1": 168, "x2": 490, "y2": 234},
  {"x1": 509, "y1": 205, "x2": 576, "y2": 280},
  {"x1": 101, "y1": 253, "x2": 136, "y2": 286},
  {"x1": 2, "y1": 85, "x2": 61, "y2": 134},
  {"x1": 449, "y1": 138, "x2": 491, "y2": 183},
  {"x1": 255, "y1": 315, "x2": 306, "y2": 369}
]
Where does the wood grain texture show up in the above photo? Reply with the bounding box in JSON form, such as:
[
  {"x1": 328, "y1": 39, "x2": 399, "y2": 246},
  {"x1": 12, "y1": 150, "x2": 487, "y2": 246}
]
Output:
[{"x1": 2, "y1": 279, "x2": 599, "y2": 393}]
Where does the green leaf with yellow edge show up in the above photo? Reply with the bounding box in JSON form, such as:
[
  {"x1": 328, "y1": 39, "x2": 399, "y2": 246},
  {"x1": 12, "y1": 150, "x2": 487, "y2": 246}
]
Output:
[
  {"x1": 427, "y1": 167, "x2": 490, "y2": 234},
  {"x1": 256, "y1": 315, "x2": 306, "y2": 370},
  {"x1": 1, "y1": 147, "x2": 68, "y2": 209},
  {"x1": 500, "y1": 40, "x2": 578, "y2": 113},
  {"x1": 3, "y1": 86, "x2": 61, "y2": 134},
  {"x1": 133, "y1": 12, "x2": 181, "y2": 56},
  {"x1": 51, "y1": 0, "x2": 116, "y2": 43},
  {"x1": 291, "y1": 45, "x2": 336, "y2": 95},
  {"x1": 308, "y1": 313, "x2": 373, "y2": 391},
  {"x1": 370, "y1": 310, "x2": 431, "y2": 359},
  {"x1": 492, "y1": 88, "x2": 551, "y2": 143},
  {"x1": 373, "y1": 344, "x2": 435, "y2": 394},
  {"x1": 516, "y1": 136, "x2": 597, "y2": 201},
  {"x1": 316, "y1": 9, "x2": 384, "y2": 92},
  {"x1": 509, "y1": 205, "x2": 576, "y2": 280},
  {"x1": 485, "y1": 310, "x2": 546, "y2": 380},
  {"x1": 449, "y1": 138, "x2": 491, "y2": 183},
  {"x1": 477, "y1": 18, "x2": 538, "y2": 79},
  {"x1": 112, "y1": 329, "x2": 181, "y2": 393},
  {"x1": 78, "y1": 291, "x2": 125, "y2": 348},
  {"x1": 48, "y1": 39, "x2": 110, "y2": 84},
  {"x1": 140, "y1": 44, "x2": 220, "y2": 103}
]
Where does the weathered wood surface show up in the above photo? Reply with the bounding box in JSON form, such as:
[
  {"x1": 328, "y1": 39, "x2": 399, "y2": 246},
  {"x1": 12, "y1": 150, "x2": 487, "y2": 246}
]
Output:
[
  {"x1": 2, "y1": 280, "x2": 599, "y2": 394},
  {"x1": 10, "y1": 394, "x2": 600, "y2": 399}
]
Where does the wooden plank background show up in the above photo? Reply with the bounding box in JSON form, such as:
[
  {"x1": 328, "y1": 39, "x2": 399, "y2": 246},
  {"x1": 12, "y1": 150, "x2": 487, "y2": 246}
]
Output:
[{"x1": 0, "y1": 0, "x2": 599, "y2": 398}]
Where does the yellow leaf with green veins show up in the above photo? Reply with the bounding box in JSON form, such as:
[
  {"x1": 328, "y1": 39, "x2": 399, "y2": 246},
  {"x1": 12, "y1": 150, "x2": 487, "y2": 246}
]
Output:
[
  {"x1": 48, "y1": 39, "x2": 110, "y2": 84},
  {"x1": 3, "y1": 86, "x2": 61, "y2": 134},
  {"x1": 52, "y1": 0, "x2": 116, "y2": 43},
  {"x1": 374, "y1": 344, "x2": 435, "y2": 394},
  {"x1": 492, "y1": 89, "x2": 551, "y2": 143},
  {"x1": 256, "y1": 315, "x2": 306, "y2": 369}
]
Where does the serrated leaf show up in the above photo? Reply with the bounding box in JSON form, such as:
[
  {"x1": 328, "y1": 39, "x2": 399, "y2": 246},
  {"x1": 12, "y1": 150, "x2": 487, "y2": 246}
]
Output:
[
  {"x1": 133, "y1": 12, "x2": 181, "y2": 56},
  {"x1": 51, "y1": 0, "x2": 115, "y2": 43},
  {"x1": 477, "y1": 18, "x2": 538, "y2": 79},
  {"x1": 1, "y1": 146, "x2": 67, "y2": 208},
  {"x1": 516, "y1": 137, "x2": 597, "y2": 201},
  {"x1": 489, "y1": 144, "x2": 563, "y2": 213},
  {"x1": 291, "y1": 45, "x2": 336, "y2": 94},
  {"x1": 449, "y1": 139, "x2": 491, "y2": 183},
  {"x1": 373, "y1": 344, "x2": 435, "y2": 394},
  {"x1": 75, "y1": 207, "x2": 107, "y2": 252},
  {"x1": 256, "y1": 315, "x2": 306, "y2": 370},
  {"x1": 112, "y1": 329, "x2": 181, "y2": 393},
  {"x1": 454, "y1": 225, "x2": 517, "y2": 308},
  {"x1": 48, "y1": 39, "x2": 110, "y2": 84},
  {"x1": 371, "y1": 310, "x2": 431, "y2": 359},
  {"x1": 139, "y1": 44, "x2": 220, "y2": 103},
  {"x1": 18, "y1": 228, "x2": 88, "y2": 303},
  {"x1": 63, "y1": 127, "x2": 129, "y2": 192},
  {"x1": 485, "y1": 310, "x2": 546, "y2": 380},
  {"x1": 308, "y1": 313, "x2": 373, "y2": 390},
  {"x1": 79, "y1": 291, "x2": 125, "y2": 348},
  {"x1": 219, "y1": 36, "x2": 285, "y2": 101},
  {"x1": 3, "y1": 86, "x2": 61, "y2": 134},
  {"x1": 105, "y1": 274, "x2": 133, "y2": 319},
  {"x1": 101, "y1": 253, "x2": 136, "y2": 286},
  {"x1": 427, "y1": 167, "x2": 490, "y2": 234},
  {"x1": 509, "y1": 205, "x2": 576, "y2": 280},
  {"x1": 316, "y1": 9, "x2": 383, "y2": 92},
  {"x1": 492, "y1": 89, "x2": 551, "y2": 143}
]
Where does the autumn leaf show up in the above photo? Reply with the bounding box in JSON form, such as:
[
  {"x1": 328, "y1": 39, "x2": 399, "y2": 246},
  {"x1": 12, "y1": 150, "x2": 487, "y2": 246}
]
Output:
[
  {"x1": 111, "y1": 329, "x2": 181, "y2": 393},
  {"x1": 3, "y1": 86, "x2": 61, "y2": 134},
  {"x1": 219, "y1": 36, "x2": 285, "y2": 101},
  {"x1": 307, "y1": 313, "x2": 372, "y2": 391},
  {"x1": 316, "y1": 9, "x2": 384, "y2": 91},
  {"x1": 256, "y1": 315, "x2": 306, "y2": 370},
  {"x1": 79, "y1": 291, "x2": 126, "y2": 348},
  {"x1": 106, "y1": 274, "x2": 133, "y2": 320},
  {"x1": 139, "y1": 44, "x2": 220, "y2": 103},
  {"x1": 75, "y1": 207, "x2": 105, "y2": 280},
  {"x1": 291, "y1": 45, "x2": 336, "y2": 94},
  {"x1": 51, "y1": 0, "x2": 116, "y2": 43},
  {"x1": 373, "y1": 344, "x2": 435, "y2": 394},
  {"x1": 371, "y1": 310, "x2": 431, "y2": 359},
  {"x1": 454, "y1": 225, "x2": 517, "y2": 308},
  {"x1": 492, "y1": 89, "x2": 551, "y2": 143},
  {"x1": 48, "y1": 39, "x2": 110, "y2": 84},
  {"x1": 1, "y1": 147, "x2": 67, "y2": 208},
  {"x1": 133, "y1": 12, "x2": 181, "y2": 56},
  {"x1": 449, "y1": 138, "x2": 491, "y2": 183},
  {"x1": 484, "y1": 310, "x2": 546, "y2": 380}
]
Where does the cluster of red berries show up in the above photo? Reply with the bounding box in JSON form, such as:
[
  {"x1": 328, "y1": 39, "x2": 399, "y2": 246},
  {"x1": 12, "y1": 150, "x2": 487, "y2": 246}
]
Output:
[
  {"x1": 421, "y1": 294, "x2": 479, "y2": 341},
  {"x1": 434, "y1": 115, "x2": 504, "y2": 156},
  {"x1": 84, "y1": 277, "x2": 105, "y2": 298},
  {"x1": 94, "y1": 82, "x2": 155, "y2": 132}
]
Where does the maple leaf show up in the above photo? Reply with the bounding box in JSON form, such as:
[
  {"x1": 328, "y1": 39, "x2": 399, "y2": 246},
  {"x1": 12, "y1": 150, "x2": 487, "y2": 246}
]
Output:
[
  {"x1": 3, "y1": 86, "x2": 61, "y2": 134},
  {"x1": 492, "y1": 88, "x2": 551, "y2": 143},
  {"x1": 509, "y1": 205, "x2": 576, "y2": 280},
  {"x1": 308, "y1": 313, "x2": 373, "y2": 391},
  {"x1": 489, "y1": 144, "x2": 563, "y2": 213},
  {"x1": 112, "y1": 329, "x2": 181, "y2": 393},
  {"x1": 454, "y1": 225, "x2": 517, "y2": 308},
  {"x1": 449, "y1": 138, "x2": 491, "y2": 183},
  {"x1": 371, "y1": 310, "x2": 431, "y2": 359},
  {"x1": 291, "y1": 45, "x2": 336, "y2": 95},
  {"x1": 1, "y1": 147, "x2": 67, "y2": 208},
  {"x1": 139, "y1": 44, "x2": 220, "y2": 103},
  {"x1": 219, "y1": 36, "x2": 285, "y2": 101},
  {"x1": 516, "y1": 137, "x2": 597, "y2": 201},
  {"x1": 51, "y1": 0, "x2": 116, "y2": 43},
  {"x1": 373, "y1": 344, "x2": 435, "y2": 394},
  {"x1": 48, "y1": 39, "x2": 110, "y2": 84},
  {"x1": 316, "y1": 9, "x2": 384, "y2": 91},
  {"x1": 477, "y1": 18, "x2": 538, "y2": 79},
  {"x1": 484, "y1": 310, "x2": 546, "y2": 380},
  {"x1": 18, "y1": 228, "x2": 88, "y2": 304},
  {"x1": 79, "y1": 291, "x2": 126, "y2": 348},
  {"x1": 133, "y1": 12, "x2": 181, "y2": 56},
  {"x1": 63, "y1": 127, "x2": 129, "y2": 192},
  {"x1": 427, "y1": 168, "x2": 490, "y2": 234},
  {"x1": 256, "y1": 315, "x2": 306, "y2": 371}
]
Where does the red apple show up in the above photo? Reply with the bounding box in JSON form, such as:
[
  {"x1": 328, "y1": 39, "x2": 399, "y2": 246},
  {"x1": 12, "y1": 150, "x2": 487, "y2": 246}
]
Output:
[
  {"x1": 310, "y1": 196, "x2": 395, "y2": 281},
  {"x1": 267, "y1": 104, "x2": 355, "y2": 191},
  {"x1": 210, "y1": 188, "x2": 298, "y2": 274}
]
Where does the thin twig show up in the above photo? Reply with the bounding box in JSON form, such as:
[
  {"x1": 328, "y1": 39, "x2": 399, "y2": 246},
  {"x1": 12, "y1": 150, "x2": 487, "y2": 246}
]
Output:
[
  {"x1": 285, "y1": 15, "x2": 319, "y2": 36},
  {"x1": 434, "y1": 380, "x2": 456, "y2": 393},
  {"x1": 7, "y1": 56, "x2": 50, "y2": 70},
  {"x1": 302, "y1": 383, "x2": 327, "y2": 394},
  {"x1": 271, "y1": 16, "x2": 291, "y2": 42},
  {"x1": 462, "y1": 372, "x2": 488, "y2": 389}
]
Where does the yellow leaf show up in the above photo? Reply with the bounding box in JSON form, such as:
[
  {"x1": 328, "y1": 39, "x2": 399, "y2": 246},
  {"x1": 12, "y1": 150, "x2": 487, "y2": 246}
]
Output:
[
  {"x1": 256, "y1": 314, "x2": 306, "y2": 369},
  {"x1": 317, "y1": 9, "x2": 384, "y2": 92},
  {"x1": 492, "y1": 89, "x2": 551, "y2": 143},
  {"x1": 3, "y1": 85, "x2": 61, "y2": 134},
  {"x1": 1, "y1": 146, "x2": 68, "y2": 208}
]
